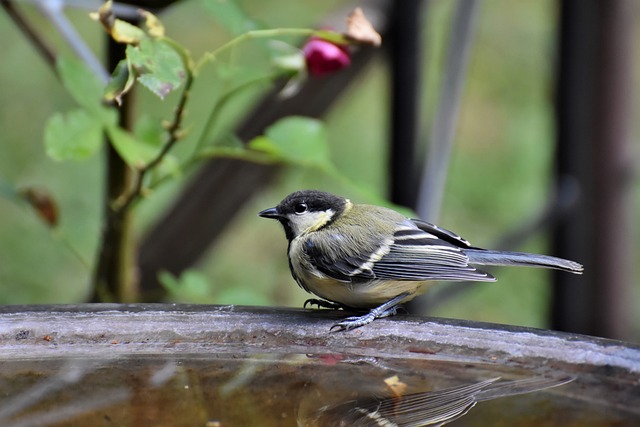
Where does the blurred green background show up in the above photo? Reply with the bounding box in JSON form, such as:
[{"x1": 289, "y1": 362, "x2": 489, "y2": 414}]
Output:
[{"x1": 0, "y1": 0, "x2": 638, "y2": 339}]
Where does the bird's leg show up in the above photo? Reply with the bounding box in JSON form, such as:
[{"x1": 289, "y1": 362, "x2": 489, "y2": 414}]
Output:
[
  {"x1": 330, "y1": 292, "x2": 410, "y2": 332},
  {"x1": 304, "y1": 298, "x2": 344, "y2": 310}
]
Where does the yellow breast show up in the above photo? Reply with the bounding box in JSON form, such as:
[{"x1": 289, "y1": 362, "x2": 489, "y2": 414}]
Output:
[{"x1": 293, "y1": 266, "x2": 435, "y2": 309}]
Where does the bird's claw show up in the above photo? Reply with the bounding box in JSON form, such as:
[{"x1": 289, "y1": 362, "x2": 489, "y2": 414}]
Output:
[
  {"x1": 329, "y1": 294, "x2": 408, "y2": 332},
  {"x1": 330, "y1": 313, "x2": 377, "y2": 332},
  {"x1": 304, "y1": 298, "x2": 342, "y2": 310}
]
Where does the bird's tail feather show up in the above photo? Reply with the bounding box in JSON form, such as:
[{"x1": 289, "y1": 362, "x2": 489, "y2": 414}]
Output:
[{"x1": 464, "y1": 249, "x2": 583, "y2": 274}]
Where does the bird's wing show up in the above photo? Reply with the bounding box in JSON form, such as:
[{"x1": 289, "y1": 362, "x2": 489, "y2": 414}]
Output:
[
  {"x1": 370, "y1": 223, "x2": 495, "y2": 282},
  {"x1": 302, "y1": 234, "x2": 379, "y2": 282},
  {"x1": 303, "y1": 220, "x2": 495, "y2": 283},
  {"x1": 411, "y1": 218, "x2": 474, "y2": 248}
]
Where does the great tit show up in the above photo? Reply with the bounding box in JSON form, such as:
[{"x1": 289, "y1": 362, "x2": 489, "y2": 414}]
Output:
[
  {"x1": 298, "y1": 376, "x2": 573, "y2": 426},
  {"x1": 259, "y1": 190, "x2": 583, "y2": 331}
]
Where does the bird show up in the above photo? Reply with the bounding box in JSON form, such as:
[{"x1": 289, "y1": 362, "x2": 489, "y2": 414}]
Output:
[
  {"x1": 258, "y1": 190, "x2": 583, "y2": 331},
  {"x1": 297, "y1": 375, "x2": 574, "y2": 426}
]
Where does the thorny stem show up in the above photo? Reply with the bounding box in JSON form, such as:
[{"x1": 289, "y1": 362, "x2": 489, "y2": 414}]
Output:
[
  {"x1": 93, "y1": 54, "x2": 191, "y2": 301},
  {"x1": 145, "y1": 71, "x2": 285, "y2": 194},
  {"x1": 114, "y1": 60, "x2": 194, "y2": 213},
  {"x1": 105, "y1": 32, "x2": 197, "y2": 214}
]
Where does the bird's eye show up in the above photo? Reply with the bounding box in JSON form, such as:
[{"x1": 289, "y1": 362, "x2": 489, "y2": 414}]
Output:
[{"x1": 294, "y1": 203, "x2": 308, "y2": 214}]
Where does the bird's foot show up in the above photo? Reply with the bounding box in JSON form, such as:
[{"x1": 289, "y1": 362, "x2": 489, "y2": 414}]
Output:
[{"x1": 330, "y1": 293, "x2": 409, "y2": 332}]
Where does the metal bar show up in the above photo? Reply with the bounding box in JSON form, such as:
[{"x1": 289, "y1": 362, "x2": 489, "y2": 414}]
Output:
[
  {"x1": 387, "y1": 0, "x2": 425, "y2": 208},
  {"x1": 552, "y1": 0, "x2": 635, "y2": 339},
  {"x1": 416, "y1": 0, "x2": 479, "y2": 222}
]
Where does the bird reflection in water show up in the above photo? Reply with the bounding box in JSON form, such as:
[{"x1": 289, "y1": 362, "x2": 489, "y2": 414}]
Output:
[{"x1": 298, "y1": 376, "x2": 573, "y2": 427}]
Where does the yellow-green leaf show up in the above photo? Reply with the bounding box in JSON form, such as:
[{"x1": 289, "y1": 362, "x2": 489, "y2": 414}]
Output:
[
  {"x1": 111, "y1": 20, "x2": 146, "y2": 44},
  {"x1": 140, "y1": 10, "x2": 165, "y2": 38},
  {"x1": 104, "y1": 59, "x2": 135, "y2": 105},
  {"x1": 91, "y1": 0, "x2": 145, "y2": 44}
]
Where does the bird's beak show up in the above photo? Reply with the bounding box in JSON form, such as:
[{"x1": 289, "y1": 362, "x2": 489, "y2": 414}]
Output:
[{"x1": 258, "y1": 207, "x2": 281, "y2": 219}]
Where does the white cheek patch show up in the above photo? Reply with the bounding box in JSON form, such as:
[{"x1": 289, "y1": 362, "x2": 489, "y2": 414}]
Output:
[{"x1": 287, "y1": 209, "x2": 335, "y2": 236}]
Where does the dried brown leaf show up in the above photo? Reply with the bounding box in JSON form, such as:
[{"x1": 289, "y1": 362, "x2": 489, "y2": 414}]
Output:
[
  {"x1": 384, "y1": 375, "x2": 408, "y2": 398},
  {"x1": 345, "y1": 8, "x2": 381, "y2": 46},
  {"x1": 20, "y1": 188, "x2": 59, "y2": 228}
]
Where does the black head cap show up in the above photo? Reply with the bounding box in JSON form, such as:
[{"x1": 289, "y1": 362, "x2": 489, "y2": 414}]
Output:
[
  {"x1": 275, "y1": 190, "x2": 347, "y2": 216},
  {"x1": 258, "y1": 190, "x2": 348, "y2": 239}
]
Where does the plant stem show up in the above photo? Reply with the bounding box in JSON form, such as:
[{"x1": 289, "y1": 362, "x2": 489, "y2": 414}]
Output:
[
  {"x1": 91, "y1": 33, "x2": 137, "y2": 303},
  {"x1": 115, "y1": 71, "x2": 194, "y2": 213},
  {"x1": 111, "y1": 28, "x2": 315, "y2": 212},
  {"x1": 193, "y1": 72, "x2": 280, "y2": 156},
  {"x1": 91, "y1": 144, "x2": 135, "y2": 302},
  {"x1": 197, "y1": 28, "x2": 314, "y2": 72},
  {"x1": 93, "y1": 32, "x2": 194, "y2": 302}
]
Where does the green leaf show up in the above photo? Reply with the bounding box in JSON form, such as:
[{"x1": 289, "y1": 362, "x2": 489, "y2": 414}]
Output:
[
  {"x1": 44, "y1": 109, "x2": 103, "y2": 161},
  {"x1": 158, "y1": 270, "x2": 215, "y2": 303},
  {"x1": 217, "y1": 132, "x2": 245, "y2": 149},
  {"x1": 104, "y1": 59, "x2": 135, "y2": 105},
  {"x1": 154, "y1": 154, "x2": 181, "y2": 180},
  {"x1": 216, "y1": 287, "x2": 271, "y2": 306},
  {"x1": 157, "y1": 270, "x2": 180, "y2": 293},
  {"x1": 133, "y1": 115, "x2": 165, "y2": 148},
  {"x1": 106, "y1": 125, "x2": 159, "y2": 168},
  {"x1": 56, "y1": 57, "x2": 112, "y2": 122},
  {"x1": 248, "y1": 116, "x2": 332, "y2": 169},
  {"x1": 201, "y1": 0, "x2": 259, "y2": 36},
  {"x1": 178, "y1": 270, "x2": 211, "y2": 296},
  {"x1": 126, "y1": 39, "x2": 186, "y2": 99}
]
